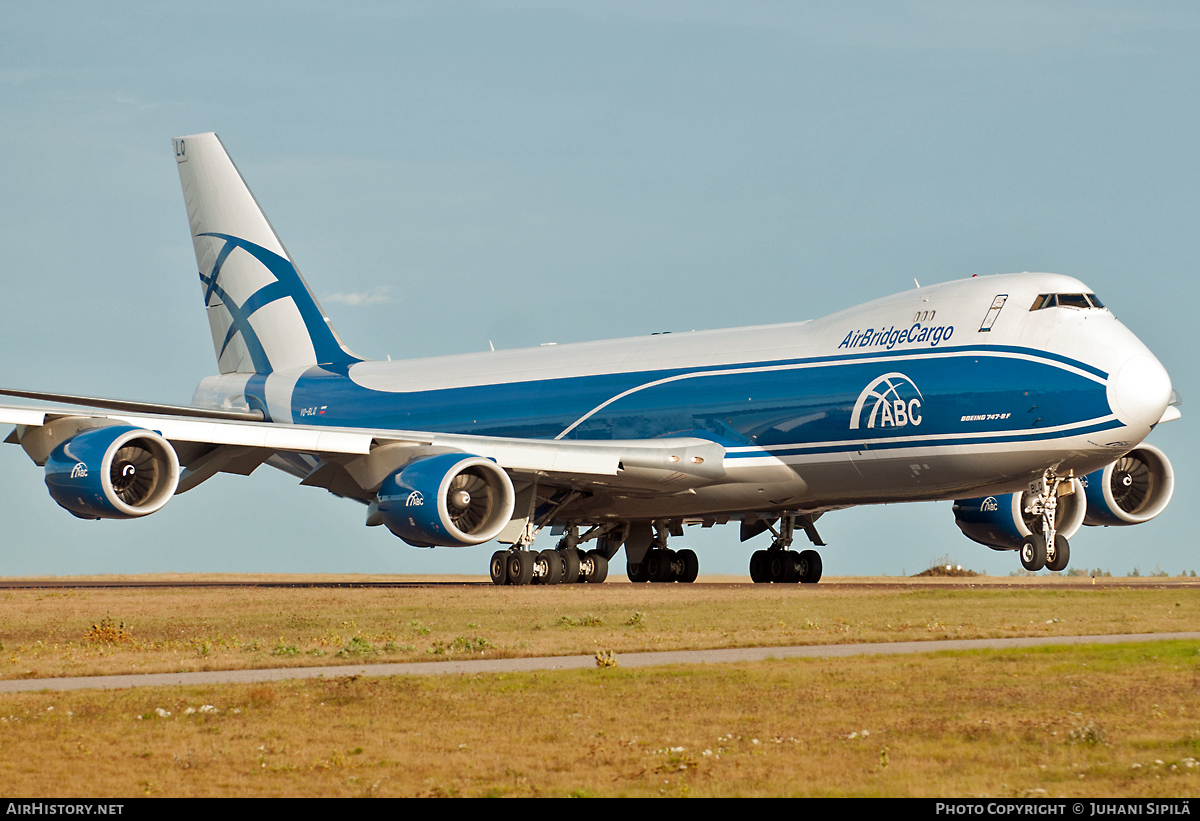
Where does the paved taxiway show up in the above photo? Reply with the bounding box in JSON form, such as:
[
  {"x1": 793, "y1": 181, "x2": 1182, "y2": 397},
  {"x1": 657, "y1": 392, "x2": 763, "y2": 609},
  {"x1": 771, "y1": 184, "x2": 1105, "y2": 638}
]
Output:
[{"x1": 2, "y1": 631, "x2": 1196, "y2": 694}]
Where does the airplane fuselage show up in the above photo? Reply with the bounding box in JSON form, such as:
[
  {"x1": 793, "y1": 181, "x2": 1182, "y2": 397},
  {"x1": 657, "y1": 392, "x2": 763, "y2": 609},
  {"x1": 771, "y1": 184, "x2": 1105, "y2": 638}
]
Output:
[{"x1": 193, "y1": 271, "x2": 1170, "y2": 523}]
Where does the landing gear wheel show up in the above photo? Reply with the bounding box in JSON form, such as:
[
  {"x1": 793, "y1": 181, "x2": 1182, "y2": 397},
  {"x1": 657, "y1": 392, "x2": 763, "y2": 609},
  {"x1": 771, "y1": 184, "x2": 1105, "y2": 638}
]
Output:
[
  {"x1": 583, "y1": 549, "x2": 609, "y2": 584},
  {"x1": 749, "y1": 550, "x2": 769, "y2": 583},
  {"x1": 533, "y1": 549, "x2": 564, "y2": 585},
  {"x1": 1045, "y1": 535, "x2": 1070, "y2": 572},
  {"x1": 768, "y1": 551, "x2": 791, "y2": 584},
  {"x1": 798, "y1": 549, "x2": 822, "y2": 584},
  {"x1": 627, "y1": 561, "x2": 648, "y2": 583},
  {"x1": 507, "y1": 550, "x2": 535, "y2": 585},
  {"x1": 677, "y1": 549, "x2": 699, "y2": 583},
  {"x1": 490, "y1": 551, "x2": 510, "y2": 586},
  {"x1": 785, "y1": 551, "x2": 803, "y2": 583},
  {"x1": 560, "y1": 547, "x2": 581, "y2": 584},
  {"x1": 1020, "y1": 534, "x2": 1047, "y2": 572},
  {"x1": 646, "y1": 548, "x2": 675, "y2": 583}
]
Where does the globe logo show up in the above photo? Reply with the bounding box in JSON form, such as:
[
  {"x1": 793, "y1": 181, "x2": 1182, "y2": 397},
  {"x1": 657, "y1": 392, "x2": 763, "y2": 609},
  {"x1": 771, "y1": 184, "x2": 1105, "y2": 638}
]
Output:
[{"x1": 849, "y1": 372, "x2": 924, "y2": 430}]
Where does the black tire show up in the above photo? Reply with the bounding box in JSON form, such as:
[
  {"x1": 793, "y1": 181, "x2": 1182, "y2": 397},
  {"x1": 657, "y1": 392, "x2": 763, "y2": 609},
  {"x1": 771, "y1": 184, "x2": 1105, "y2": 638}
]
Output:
[
  {"x1": 647, "y1": 548, "x2": 674, "y2": 583},
  {"x1": 531, "y1": 551, "x2": 549, "y2": 585},
  {"x1": 560, "y1": 547, "x2": 581, "y2": 584},
  {"x1": 534, "y1": 549, "x2": 563, "y2": 585},
  {"x1": 1020, "y1": 534, "x2": 1047, "y2": 572},
  {"x1": 798, "y1": 549, "x2": 822, "y2": 584},
  {"x1": 507, "y1": 550, "x2": 535, "y2": 585},
  {"x1": 768, "y1": 551, "x2": 789, "y2": 584},
  {"x1": 779, "y1": 550, "x2": 801, "y2": 584},
  {"x1": 749, "y1": 550, "x2": 769, "y2": 583},
  {"x1": 677, "y1": 549, "x2": 699, "y2": 583},
  {"x1": 1045, "y1": 535, "x2": 1070, "y2": 572},
  {"x1": 490, "y1": 550, "x2": 510, "y2": 586},
  {"x1": 627, "y1": 561, "x2": 649, "y2": 583},
  {"x1": 584, "y1": 549, "x2": 609, "y2": 584}
]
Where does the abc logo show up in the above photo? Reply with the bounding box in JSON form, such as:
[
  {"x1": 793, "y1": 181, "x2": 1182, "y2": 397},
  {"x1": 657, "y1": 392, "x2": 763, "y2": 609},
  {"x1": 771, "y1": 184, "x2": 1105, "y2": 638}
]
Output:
[{"x1": 850, "y1": 373, "x2": 924, "y2": 430}]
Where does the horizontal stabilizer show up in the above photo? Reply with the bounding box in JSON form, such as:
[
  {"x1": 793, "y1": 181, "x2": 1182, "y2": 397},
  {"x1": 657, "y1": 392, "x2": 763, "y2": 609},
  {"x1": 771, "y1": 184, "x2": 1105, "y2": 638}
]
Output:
[{"x1": 0, "y1": 388, "x2": 264, "y2": 422}]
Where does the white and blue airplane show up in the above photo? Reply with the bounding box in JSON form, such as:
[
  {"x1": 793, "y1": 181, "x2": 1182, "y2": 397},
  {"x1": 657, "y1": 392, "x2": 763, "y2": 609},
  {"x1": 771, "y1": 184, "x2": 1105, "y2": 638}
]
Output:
[{"x1": 0, "y1": 133, "x2": 1180, "y2": 584}]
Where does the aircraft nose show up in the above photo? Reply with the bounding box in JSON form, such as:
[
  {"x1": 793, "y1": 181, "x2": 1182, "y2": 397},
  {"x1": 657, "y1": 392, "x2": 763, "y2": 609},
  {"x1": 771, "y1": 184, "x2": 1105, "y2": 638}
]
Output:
[{"x1": 1107, "y1": 353, "x2": 1173, "y2": 427}]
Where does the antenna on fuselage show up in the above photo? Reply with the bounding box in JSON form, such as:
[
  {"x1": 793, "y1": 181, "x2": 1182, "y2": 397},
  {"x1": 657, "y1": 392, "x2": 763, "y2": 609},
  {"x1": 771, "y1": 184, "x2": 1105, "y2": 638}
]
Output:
[{"x1": 913, "y1": 278, "x2": 921, "y2": 288}]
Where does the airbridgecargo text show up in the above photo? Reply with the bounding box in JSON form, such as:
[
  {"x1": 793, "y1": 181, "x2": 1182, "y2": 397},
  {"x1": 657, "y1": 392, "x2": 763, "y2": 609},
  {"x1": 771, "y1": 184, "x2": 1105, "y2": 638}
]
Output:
[{"x1": 838, "y1": 323, "x2": 955, "y2": 350}]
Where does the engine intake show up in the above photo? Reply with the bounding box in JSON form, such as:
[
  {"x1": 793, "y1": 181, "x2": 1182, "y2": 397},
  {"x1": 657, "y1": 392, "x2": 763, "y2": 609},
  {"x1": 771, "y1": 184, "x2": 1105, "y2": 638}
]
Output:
[
  {"x1": 1082, "y1": 444, "x2": 1174, "y2": 526},
  {"x1": 44, "y1": 426, "x2": 180, "y2": 519},
  {"x1": 376, "y1": 453, "x2": 515, "y2": 547}
]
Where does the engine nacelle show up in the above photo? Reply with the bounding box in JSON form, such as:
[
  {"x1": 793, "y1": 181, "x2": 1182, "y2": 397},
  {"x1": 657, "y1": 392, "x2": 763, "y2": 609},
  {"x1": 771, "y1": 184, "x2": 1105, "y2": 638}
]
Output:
[
  {"x1": 375, "y1": 453, "x2": 516, "y2": 547},
  {"x1": 44, "y1": 426, "x2": 180, "y2": 519},
  {"x1": 1081, "y1": 443, "x2": 1175, "y2": 526},
  {"x1": 953, "y1": 478, "x2": 1087, "y2": 551}
]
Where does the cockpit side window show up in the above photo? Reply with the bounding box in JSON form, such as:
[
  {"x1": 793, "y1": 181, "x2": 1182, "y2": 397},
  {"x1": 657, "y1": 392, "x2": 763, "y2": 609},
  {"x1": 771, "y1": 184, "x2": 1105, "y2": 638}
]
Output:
[
  {"x1": 1030, "y1": 294, "x2": 1055, "y2": 311},
  {"x1": 1085, "y1": 293, "x2": 1105, "y2": 309}
]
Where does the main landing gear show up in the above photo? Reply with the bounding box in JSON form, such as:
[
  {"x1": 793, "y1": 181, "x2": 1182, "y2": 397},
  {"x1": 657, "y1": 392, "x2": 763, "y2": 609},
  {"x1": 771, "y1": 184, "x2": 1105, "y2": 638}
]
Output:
[
  {"x1": 626, "y1": 523, "x2": 699, "y2": 584},
  {"x1": 748, "y1": 513, "x2": 824, "y2": 584},
  {"x1": 1018, "y1": 469, "x2": 1071, "y2": 573},
  {"x1": 489, "y1": 524, "x2": 613, "y2": 586}
]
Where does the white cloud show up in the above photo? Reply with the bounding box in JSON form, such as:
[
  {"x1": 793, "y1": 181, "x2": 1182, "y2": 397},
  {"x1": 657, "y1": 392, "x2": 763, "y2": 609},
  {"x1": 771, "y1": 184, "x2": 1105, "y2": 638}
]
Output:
[{"x1": 322, "y1": 286, "x2": 391, "y2": 306}]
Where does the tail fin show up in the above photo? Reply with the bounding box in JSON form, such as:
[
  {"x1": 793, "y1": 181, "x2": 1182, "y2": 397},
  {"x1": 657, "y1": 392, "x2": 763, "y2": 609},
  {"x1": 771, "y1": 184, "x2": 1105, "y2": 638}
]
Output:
[{"x1": 172, "y1": 133, "x2": 360, "y2": 375}]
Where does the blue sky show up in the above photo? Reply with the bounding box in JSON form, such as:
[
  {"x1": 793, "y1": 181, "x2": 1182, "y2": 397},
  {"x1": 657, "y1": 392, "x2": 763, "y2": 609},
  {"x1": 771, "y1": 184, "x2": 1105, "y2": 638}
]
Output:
[{"x1": 0, "y1": 2, "x2": 1195, "y2": 577}]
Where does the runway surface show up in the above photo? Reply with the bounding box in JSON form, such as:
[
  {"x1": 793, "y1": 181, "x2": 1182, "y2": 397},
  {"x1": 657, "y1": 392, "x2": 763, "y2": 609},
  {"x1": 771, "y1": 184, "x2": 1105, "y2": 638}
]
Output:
[
  {"x1": 2, "y1": 631, "x2": 1197, "y2": 694},
  {"x1": 0, "y1": 578, "x2": 1196, "y2": 590}
]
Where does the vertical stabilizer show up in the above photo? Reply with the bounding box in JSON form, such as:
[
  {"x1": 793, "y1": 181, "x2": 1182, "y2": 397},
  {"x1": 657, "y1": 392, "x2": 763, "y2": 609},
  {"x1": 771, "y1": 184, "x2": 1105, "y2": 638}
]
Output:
[{"x1": 172, "y1": 133, "x2": 359, "y2": 374}]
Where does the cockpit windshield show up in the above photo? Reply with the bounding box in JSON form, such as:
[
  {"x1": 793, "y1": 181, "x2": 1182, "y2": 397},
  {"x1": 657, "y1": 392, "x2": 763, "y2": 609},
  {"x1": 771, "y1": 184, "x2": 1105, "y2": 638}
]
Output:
[{"x1": 1029, "y1": 293, "x2": 1106, "y2": 311}]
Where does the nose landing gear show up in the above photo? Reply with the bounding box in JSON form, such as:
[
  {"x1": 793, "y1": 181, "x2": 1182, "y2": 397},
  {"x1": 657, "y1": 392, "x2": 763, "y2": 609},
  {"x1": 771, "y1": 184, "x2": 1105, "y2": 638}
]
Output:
[{"x1": 1020, "y1": 469, "x2": 1072, "y2": 573}]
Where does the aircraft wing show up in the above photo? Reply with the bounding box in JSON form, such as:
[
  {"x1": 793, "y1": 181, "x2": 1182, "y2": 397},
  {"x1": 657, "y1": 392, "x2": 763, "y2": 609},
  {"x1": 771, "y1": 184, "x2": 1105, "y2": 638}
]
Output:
[{"x1": 0, "y1": 399, "x2": 728, "y2": 500}]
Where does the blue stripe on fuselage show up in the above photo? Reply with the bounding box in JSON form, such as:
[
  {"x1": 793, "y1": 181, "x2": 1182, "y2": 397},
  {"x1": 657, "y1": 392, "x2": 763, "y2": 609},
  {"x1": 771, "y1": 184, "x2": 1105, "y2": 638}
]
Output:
[
  {"x1": 724, "y1": 419, "x2": 1125, "y2": 459},
  {"x1": 275, "y1": 345, "x2": 1113, "y2": 451}
]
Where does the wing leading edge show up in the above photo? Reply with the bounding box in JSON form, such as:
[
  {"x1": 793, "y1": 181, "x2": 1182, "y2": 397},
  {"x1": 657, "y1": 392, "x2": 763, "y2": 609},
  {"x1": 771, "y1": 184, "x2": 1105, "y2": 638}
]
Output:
[{"x1": 0, "y1": 400, "x2": 729, "y2": 501}]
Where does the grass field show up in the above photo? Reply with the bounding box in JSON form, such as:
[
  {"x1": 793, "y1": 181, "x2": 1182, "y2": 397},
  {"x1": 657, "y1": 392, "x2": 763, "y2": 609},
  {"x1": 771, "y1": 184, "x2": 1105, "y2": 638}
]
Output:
[
  {"x1": 0, "y1": 576, "x2": 1197, "y2": 797},
  {"x1": 0, "y1": 639, "x2": 1196, "y2": 796},
  {"x1": 0, "y1": 576, "x2": 1196, "y2": 680}
]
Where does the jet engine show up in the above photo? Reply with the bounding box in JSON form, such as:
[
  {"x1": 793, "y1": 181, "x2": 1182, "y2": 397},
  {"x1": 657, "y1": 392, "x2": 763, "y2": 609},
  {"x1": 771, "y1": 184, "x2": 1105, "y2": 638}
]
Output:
[
  {"x1": 953, "y1": 478, "x2": 1087, "y2": 551},
  {"x1": 44, "y1": 425, "x2": 180, "y2": 519},
  {"x1": 375, "y1": 453, "x2": 516, "y2": 547},
  {"x1": 1081, "y1": 443, "x2": 1175, "y2": 526}
]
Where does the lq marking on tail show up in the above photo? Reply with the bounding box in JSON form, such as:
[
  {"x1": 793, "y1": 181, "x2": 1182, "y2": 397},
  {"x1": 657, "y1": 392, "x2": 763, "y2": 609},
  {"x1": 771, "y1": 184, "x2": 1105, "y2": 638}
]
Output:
[{"x1": 849, "y1": 373, "x2": 924, "y2": 430}]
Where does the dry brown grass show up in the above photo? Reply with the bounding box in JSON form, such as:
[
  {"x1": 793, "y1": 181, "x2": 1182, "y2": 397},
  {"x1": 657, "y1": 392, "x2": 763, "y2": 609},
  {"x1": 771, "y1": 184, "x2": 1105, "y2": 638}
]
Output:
[
  {"x1": 0, "y1": 640, "x2": 1196, "y2": 796},
  {"x1": 0, "y1": 577, "x2": 1196, "y2": 680}
]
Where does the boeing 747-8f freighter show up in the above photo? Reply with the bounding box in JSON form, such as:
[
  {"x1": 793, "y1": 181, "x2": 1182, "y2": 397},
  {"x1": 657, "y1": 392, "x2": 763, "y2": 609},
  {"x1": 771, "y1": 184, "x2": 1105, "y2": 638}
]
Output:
[{"x1": 0, "y1": 133, "x2": 1179, "y2": 584}]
